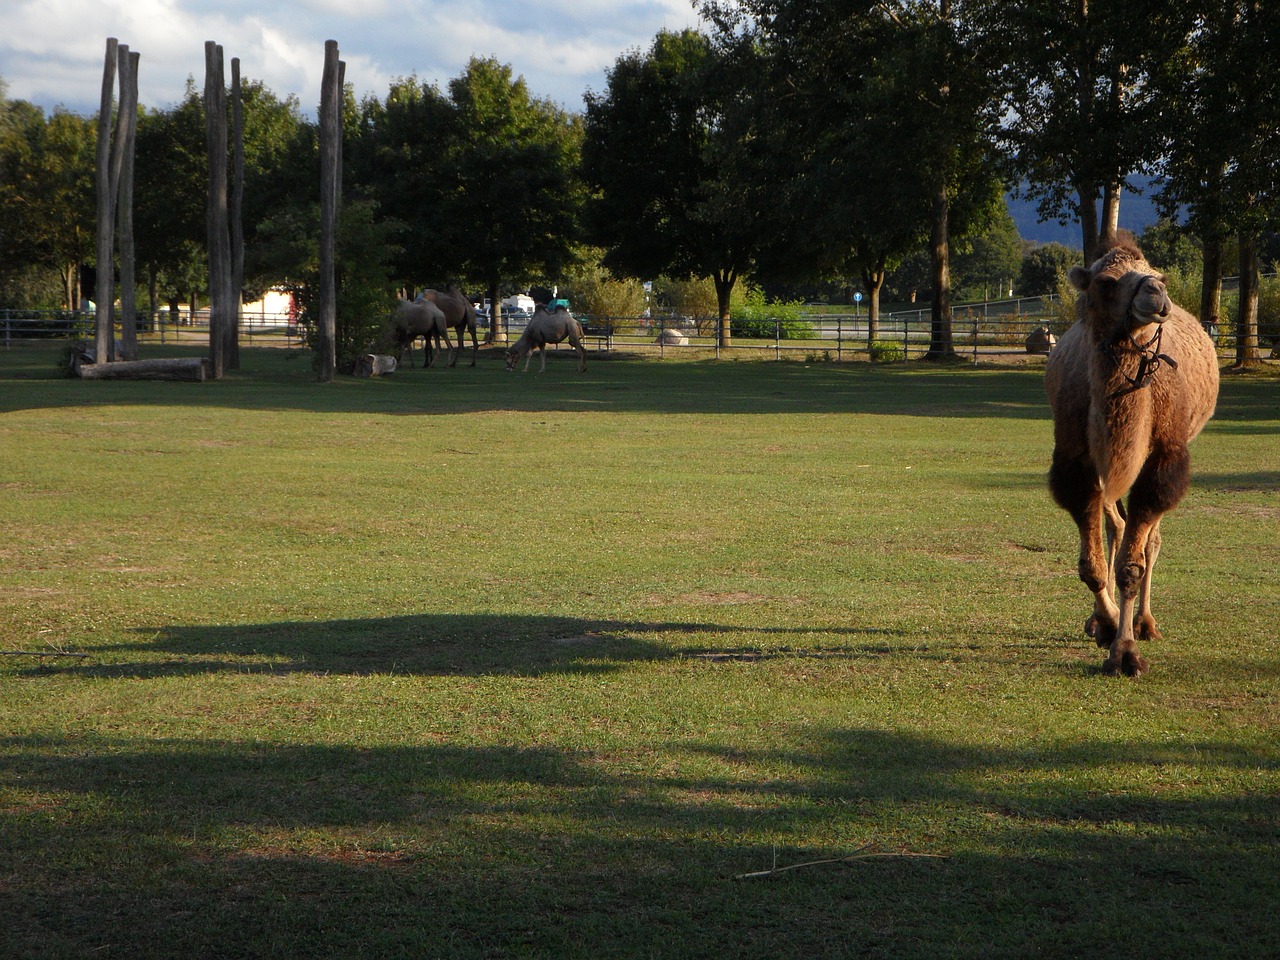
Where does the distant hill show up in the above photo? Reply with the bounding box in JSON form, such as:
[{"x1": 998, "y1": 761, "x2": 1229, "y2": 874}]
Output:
[{"x1": 1007, "y1": 177, "x2": 1163, "y2": 247}]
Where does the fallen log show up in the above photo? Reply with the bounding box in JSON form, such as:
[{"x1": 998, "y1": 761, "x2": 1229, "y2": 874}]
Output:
[{"x1": 75, "y1": 357, "x2": 212, "y2": 381}]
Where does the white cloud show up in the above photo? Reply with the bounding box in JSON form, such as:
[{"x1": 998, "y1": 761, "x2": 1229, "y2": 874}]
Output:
[{"x1": 0, "y1": 0, "x2": 703, "y2": 116}]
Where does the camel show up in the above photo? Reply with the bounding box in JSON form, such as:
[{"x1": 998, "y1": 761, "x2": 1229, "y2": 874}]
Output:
[
  {"x1": 419, "y1": 286, "x2": 479, "y2": 367},
  {"x1": 388, "y1": 296, "x2": 449, "y2": 367},
  {"x1": 505, "y1": 305, "x2": 587, "y2": 373},
  {"x1": 1045, "y1": 235, "x2": 1218, "y2": 676}
]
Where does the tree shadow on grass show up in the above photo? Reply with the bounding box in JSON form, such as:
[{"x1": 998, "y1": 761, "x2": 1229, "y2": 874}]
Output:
[
  {"x1": 23, "y1": 612, "x2": 914, "y2": 679},
  {"x1": 3, "y1": 727, "x2": 1277, "y2": 958}
]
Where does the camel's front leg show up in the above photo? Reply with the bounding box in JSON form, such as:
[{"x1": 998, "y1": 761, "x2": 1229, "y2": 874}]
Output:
[
  {"x1": 1107, "y1": 519, "x2": 1159, "y2": 677},
  {"x1": 1049, "y1": 450, "x2": 1119, "y2": 643},
  {"x1": 522, "y1": 349, "x2": 534, "y2": 372},
  {"x1": 538, "y1": 346, "x2": 548, "y2": 372}
]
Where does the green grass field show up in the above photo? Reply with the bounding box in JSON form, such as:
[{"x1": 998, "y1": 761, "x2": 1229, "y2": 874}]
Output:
[{"x1": 2, "y1": 343, "x2": 1277, "y2": 959}]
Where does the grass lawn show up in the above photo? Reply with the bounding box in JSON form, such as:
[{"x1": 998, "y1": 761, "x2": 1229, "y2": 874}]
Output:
[{"x1": 2, "y1": 343, "x2": 1277, "y2": 959}]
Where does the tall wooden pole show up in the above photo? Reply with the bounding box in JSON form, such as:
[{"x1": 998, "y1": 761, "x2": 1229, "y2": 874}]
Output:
[
  {"x1": 229, "y1": 57, "x2": 245, "y2": 371},
  {"x1": 317, "y1": 39, "x2": 341, "y2": 381},
  {"x1": 204, "y1": 41, "x2": 231, "y2": 379},
  {"x1": 94, "y1": 38, "x2": 118, "y2": 362},
  {"x1": 117, "y1": 47, "x2": 140, "y2": 361}
]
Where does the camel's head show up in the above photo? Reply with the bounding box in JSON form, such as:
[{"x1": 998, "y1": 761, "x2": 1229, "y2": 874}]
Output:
[
  {"x1": 1069, "y1": 238, "x2": 1172, "y2": 338},
  {"x1": 504, "y1": 346, "x2": 520, "y2": 371}
]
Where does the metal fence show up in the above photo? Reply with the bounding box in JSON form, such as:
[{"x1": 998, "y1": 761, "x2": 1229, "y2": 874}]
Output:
[
  {"x1": 4, "y1": 292, "x2": 1240, "y2": 363},
  {"x1": 0, "y1": 309, "x2": 307, "y2": 349}
]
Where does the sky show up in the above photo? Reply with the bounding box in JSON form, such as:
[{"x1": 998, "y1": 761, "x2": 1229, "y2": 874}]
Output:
[{"x1": 0, "y1": 0, "x2": 703, "y2": 118}]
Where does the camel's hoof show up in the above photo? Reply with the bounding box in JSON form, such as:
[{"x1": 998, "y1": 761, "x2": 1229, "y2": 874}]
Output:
[
  {"x1": 1086, "y1": 615, "x2": 1117, "y2": 648},
  {"x1": 1134, "y1": 614, "x2": 1163, "y2": 642},
  {"x1": 1102, "y1": 650, "x2": 1149, "y2": 677}
]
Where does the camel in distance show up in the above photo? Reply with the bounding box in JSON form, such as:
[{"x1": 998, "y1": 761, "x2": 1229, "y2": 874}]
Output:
[
  {"x1": 1045, "y1": 234, "x2": 1218, "y2": 676},
  {"x1": 505, "y1": 304, "x2": 587, "y2": 373}
]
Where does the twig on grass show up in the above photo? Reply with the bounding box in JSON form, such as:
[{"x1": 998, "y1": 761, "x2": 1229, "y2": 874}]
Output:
[{"x1": 734, "y1": 843, "x2": 948, "y2": 880}]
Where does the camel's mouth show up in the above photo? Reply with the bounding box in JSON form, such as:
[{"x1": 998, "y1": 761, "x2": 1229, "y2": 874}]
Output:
[{"x1": 1128, "y1": 276, "x2": 1172, "y2": 327}]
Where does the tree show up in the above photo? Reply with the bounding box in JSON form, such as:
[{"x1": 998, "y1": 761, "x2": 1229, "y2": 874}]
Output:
[
  {"x1": 976, "y1": 0, "x2": 1193, "y2": 263},
  {"x1": 0, "y1": 100, "x2": 97, "y2": 309},
  {"x1": 436, "y1": 59, "x2": 583, "y2": 340},
  {"x1": 1153, "y1": 1, "x2": 1280, "y2": 368},
  {"x1": 1018, "y1": 242, "x2": 1081, "y2": 296},
  {"x1": 583, "y1": 30, "x2": 757, "y2": 344}
]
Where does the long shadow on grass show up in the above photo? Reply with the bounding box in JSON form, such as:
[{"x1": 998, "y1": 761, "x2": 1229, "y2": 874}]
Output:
[
  {"x1": 0, "y1": 348, "x2": 1059, "y2": 418},
  {"x1": 3, "y1": 728, "x2": 1277, "y2": 957},
  {"x1": 28, "y1": 612, "x2": 913, "y2": 679}
]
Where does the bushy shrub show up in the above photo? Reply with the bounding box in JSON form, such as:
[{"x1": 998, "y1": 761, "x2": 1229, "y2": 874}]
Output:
[
  {"x1": 869, "y1": 340, "x2": 904, "y2": 363},
  {"x1": 1257, "y1": 271, "x2": 1280, "y2": 344},
  {"x1": 730, "y1": 287, "x2": 814, "y2": 339}
]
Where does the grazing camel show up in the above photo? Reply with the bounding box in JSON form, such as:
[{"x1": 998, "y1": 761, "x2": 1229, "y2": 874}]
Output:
[
  {"x1": 388, "y1": 296, "x2": 450, "y2": 367},
  {"x1": 505, "y1": 305, "x2": 587, "y2": 373},
  {"x1": 1045, "y1": 236, "x2": 1218, "y2": 676},
  {"x1": 419, "y1": 286, "x2": 479, "y2": 367}
]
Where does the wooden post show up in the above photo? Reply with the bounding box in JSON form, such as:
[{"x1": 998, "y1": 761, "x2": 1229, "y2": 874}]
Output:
[
  {"x1": 204, "y1": 41, "x2": 231, "y2": 379},
  {"x1": 94, "y1": 38, "x2": 118, "y2": 363},
  {"x1": 317, "y1": 39, "x2": 341, "y2": 381},
  {"x1": 117, "y1": 47, "x2": 140, "y2": 360},
  {"x1": 229, "y1": 58, "x2": 244, "y2": 370}
]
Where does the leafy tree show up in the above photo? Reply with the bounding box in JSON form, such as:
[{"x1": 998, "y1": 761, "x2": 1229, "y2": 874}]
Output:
[
  {"x1": 0, "y1": 100, "x2": 96, "y2": 308},
  {"x1": 951, "y1": 203, "x2": 1024, "y2": 301},
  {"x1": 440, "y1": 58, "x2": 583, "y2": 340},
  {"x1": 1153, "y1": 1, "x2": 1279, "y2": 367},
  {"x1": 1018, "y1": 242, "x2": 1081, "y2": 296},
  {"x1": 974, "y1": 0, "x2": 1193, "y2": 263},
  {"x1": 1138, "y1": 219, "x2": 1201, "y2": 275},
  {"x1": 583, "y1": 29, "x2": 758, "y2": 344}
]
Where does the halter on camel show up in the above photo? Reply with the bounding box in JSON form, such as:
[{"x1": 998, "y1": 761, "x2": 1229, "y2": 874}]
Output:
[{"x1": 1102, "y1": 279, "x2": 1180, "y2": 398}]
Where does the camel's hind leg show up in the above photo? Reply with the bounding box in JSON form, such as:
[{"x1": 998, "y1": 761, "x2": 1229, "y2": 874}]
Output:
[
  {"x1": 468, "y1": 324, "x2": 478, "y2": 367},
  {"x1": 568, "y1": 331, "x2": 587, "y2": 372},
  {"x1": 1134, "y1": 521, "x2": 1163, "y2": 642}
]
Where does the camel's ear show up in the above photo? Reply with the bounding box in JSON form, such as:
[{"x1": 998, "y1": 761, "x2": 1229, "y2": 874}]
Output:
[{"x1": 1067, "y1": 266, "x2": 1091, "y2": 292}]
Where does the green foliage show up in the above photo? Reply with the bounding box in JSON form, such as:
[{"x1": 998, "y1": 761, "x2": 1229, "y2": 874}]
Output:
[
  {"x1": 1020, "y1": 243, "x2": 1081, "y2": 297},
  {"x1": 1139, "y1": 219, "x2": 1202, "y2": 275},
  {"x1": 868, "y1": 339, "x2": 904, "y2": 363},
  {"x1": 729, "y1": 287, "x2": 813, "y2": 339},
  {"x1": 561, "y1": 254, "x2": 647, "y2": 318},
  {"x1": 1257, "y1": 272, "x2": 1280, "y2": 345}
]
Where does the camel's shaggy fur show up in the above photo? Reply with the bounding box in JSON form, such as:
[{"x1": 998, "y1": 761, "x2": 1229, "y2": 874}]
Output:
[
  {"x1": 505, "y1": 305, "x2": 587, "y2": 373},
  {"x1": 388, "y1": 296, "x2": 449, "y2": 367},
  {"x1": 419, "y1": 286, "x2": 479, "y2": 368},
  {"x1": 1045, "y1": 236, "x2": 1218, "y2": 676}
]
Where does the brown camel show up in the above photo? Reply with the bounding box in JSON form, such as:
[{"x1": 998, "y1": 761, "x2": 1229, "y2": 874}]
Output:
[
  {"x1": 1046, "y1": 236, "x2": 1218, "y2": 676},
  {"x1": 419, "y1": 286, "x2": 479, "y2": 367}
]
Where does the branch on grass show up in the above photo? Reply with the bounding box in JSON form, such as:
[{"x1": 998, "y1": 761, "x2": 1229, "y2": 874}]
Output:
[
  {"x1": 1, "y1": 651, "x2": 90, "y2": 658},
  {"x1": 735, "y1": 843, "x2": 948, "y2": 880}
]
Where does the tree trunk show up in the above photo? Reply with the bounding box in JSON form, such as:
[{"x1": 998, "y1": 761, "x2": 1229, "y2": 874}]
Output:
[
  {"x1": 94, "y1": 38, "x2": 118, "y2": 364},
  {"x1": 862, "y1": 260, "x2": 885, "y2": 346},
  {"x1": 117, "y1": 48, "x2": 140, "y2": 361},
  {"x1": 1234, "y1": 232, "x2": 1260, "y2": 369},
  {"x1": 1076, "y1": 181, "x2": 1099, "y2": 263},
  {"x1": 485, "y1": 281, "x2": 502, "y2": 344},
  {"x1": 924, "y1": 182, "x2": 955, "y2": 361},
  {"x1": 1099, "y1": 180, "x2": 1120, "y2": 249},
  {"x1": 317, "y1": 40, "x2": 342, "y2": 381},
  {"x1": 204, "y1": 41, "x2": 231, "y2": 379},
  {"x1": 1199, "y1": 233, "x2": 1223, "y2": 336},
  {"x1": 714, "y1": 270, "x2": 735, "y2": 347}
]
